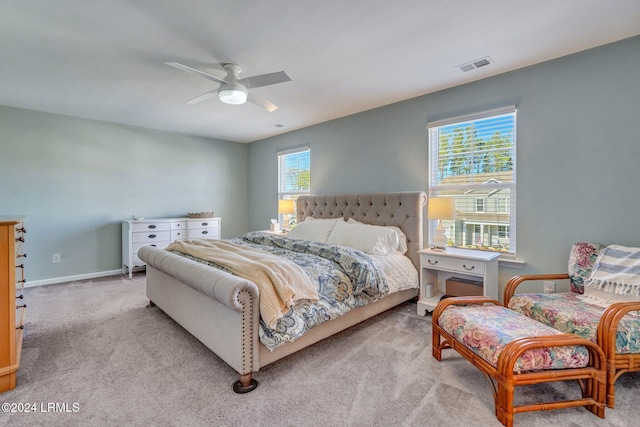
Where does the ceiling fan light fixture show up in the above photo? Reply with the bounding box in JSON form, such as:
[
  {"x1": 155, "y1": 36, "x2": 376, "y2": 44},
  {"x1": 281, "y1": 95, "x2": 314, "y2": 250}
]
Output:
[{"x1": 218, "y1": 83, "x2": 248, "y2": 105}]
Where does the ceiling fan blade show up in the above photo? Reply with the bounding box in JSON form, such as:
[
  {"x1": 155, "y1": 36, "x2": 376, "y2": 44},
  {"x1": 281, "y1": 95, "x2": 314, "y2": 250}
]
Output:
[
  {"x1": 185, "y1": 89, "x2": 218, "y2": 104},
  {"x1": 240, "y1": 71, "x2": 291, "y2": 89},
  {"x1": 165, "y1": 62, "x2": 228, "y2": 85},
  {"x1": 248, "y1": 92, "x2": 279, "y2": 112}
]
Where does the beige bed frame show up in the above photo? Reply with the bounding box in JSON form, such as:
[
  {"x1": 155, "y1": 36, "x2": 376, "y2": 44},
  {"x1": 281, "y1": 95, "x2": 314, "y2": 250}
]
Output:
[{"x1": 138, "y1": 191, "x2": 426, "y2": 392}]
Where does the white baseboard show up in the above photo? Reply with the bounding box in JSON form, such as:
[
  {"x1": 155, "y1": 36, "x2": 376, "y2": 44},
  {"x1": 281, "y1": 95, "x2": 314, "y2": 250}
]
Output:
[{"x1": 25, "y1": 269, "x2": 125, "y2": 288}]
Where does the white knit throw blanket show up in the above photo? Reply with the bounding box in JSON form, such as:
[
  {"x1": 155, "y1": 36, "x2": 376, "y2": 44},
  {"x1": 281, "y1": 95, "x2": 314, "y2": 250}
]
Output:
[
  {"x1": 584, "y1": 245, "x2": 640, "y2": 297},
  {"x1": 166, "y1": 239, "x2": 318, "y2": 329}
]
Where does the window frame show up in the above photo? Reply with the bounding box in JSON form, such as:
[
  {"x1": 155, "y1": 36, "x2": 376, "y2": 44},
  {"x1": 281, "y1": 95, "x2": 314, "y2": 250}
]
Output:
[
  {"x1": 277, "y1": 145, "x2": 310, "y2": 228},
  {"x1": 428, "y1": 106, "x2": 517, "y2": 255}
]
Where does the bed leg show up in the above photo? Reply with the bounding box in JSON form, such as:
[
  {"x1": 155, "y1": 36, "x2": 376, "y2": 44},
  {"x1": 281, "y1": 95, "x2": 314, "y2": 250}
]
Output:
[
  {"x1": 146, "y1": 300, "x2": 156, "y2": 308},
  {"x1": 233, "y1": 374, "x2": 259, "y2": 394}
]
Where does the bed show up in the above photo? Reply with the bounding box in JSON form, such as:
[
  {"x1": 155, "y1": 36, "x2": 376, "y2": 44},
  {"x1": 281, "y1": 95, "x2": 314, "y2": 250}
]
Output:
[{"x1": 137, "y1": 191, "x2": 426, "y2": 392}]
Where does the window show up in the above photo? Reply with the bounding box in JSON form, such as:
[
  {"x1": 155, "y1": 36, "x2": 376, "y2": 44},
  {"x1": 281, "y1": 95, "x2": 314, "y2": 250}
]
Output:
[
  {"x1": 428, "y1": 106, "x2": 516, "y2": 254},
  {"x1": 278, "y1": 146, "x2": 310, "y2": 228},
  {"x1": 497, "y1": 197, "x2": 509, "y2": 213}
]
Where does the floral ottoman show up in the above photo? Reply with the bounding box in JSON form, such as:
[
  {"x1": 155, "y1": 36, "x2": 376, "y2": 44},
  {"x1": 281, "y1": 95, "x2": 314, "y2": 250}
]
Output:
[{"x1": 432, "y1": 296, "x2": 606, "y2": 427}]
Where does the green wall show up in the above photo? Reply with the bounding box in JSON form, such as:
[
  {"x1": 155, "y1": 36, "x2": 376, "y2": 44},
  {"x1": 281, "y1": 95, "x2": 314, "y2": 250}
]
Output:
[
  {"x1": 0, "y1": 107, "x2": 248, "y2": 284},
  {"x1": 248, "y1": 36, "x2": 640, "y2": 295}
]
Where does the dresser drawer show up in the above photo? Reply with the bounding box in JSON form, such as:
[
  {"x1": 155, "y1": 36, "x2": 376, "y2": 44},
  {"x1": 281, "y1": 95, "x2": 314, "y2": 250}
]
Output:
[
  {"x1": 171, "y1": 230, "x2": 186, "y2": 240},
  {"x1": 187, "y1": 218, "x2": 220, "y2": 239},
  {"x1": 420, "y1": 253, "x2": 485, "y2": 275},
  {"x1": 171, "y1": 221, "x2": 187, "y2": 230},
  {"x1": 187, "y1": 218, "x2": 219, "y2": 229},
  {"x1": 132, "y1": 230, "x2": 171, "y2": 243},
  {"x1": 132, "y1": 241, "x2": 168, "y2": 252},
  {"x1": 132, "y1": 222, "x2": 170, "y2": 232},
  {"x1": 187, "y1": 228, "x2": 219, "y2": 239},
  {"x1": 131, "y1": 241, "x2": 169, "y2": 263}
]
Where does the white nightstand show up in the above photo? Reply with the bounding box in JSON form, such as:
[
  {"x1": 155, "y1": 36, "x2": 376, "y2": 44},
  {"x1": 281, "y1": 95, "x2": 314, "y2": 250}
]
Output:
[{"x1": 416, "y1": 247, "x2": 500, "y2": 315}]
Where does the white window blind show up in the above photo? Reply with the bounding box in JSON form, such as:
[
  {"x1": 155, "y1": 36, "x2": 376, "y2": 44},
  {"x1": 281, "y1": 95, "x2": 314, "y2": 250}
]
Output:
[{"x1": 428, "y1": 107, "x2": 516, "y2": 254}]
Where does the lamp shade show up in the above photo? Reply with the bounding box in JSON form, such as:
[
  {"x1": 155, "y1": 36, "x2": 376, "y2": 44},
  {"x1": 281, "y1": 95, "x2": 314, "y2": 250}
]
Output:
[
  {"x1": 427, "y1": 197, "x2": 455, "y2": 220},
  {"x1": 278, "y1": 199, "x2": 295, "y2": 215}
]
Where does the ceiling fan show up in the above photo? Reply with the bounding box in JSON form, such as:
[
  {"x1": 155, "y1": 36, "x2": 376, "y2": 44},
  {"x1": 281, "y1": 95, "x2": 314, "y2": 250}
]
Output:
[{"x1": 166, "y1": 62, "x2": 291, "y2": 112}]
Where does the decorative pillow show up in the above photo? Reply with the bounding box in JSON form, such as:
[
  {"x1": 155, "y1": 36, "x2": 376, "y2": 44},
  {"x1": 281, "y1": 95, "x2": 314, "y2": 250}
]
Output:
[
  {"x1": 567, "y1": 242, "x2": 605, "y2": 294},
  {"x1": 286, "y1": 217, "x2": 340, "y2": 242},
  {"x1": 347, "y1": 218, "x2": 408, "y2": 254},
  {"x1": 327, "y1": 219, "x2": 403, "y2": 255}
]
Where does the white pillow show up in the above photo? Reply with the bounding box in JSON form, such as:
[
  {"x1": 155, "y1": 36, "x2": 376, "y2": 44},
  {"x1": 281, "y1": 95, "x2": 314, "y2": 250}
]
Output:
[
  {"x1": 327, "y1": 219, "x2": 404, "y2": 255},
  {"x1": 347, "y1": 218, "x2": 408, "y2": 254},
  {"x1": 286, "y1": 217, "x2": 340, "y2": 242}
]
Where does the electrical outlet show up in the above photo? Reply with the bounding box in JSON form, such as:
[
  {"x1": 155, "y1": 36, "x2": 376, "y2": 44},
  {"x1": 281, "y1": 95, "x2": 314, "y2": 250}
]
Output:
[
  {"x1": 53, "y1": 253, "x2": 61, "y2": 264},
  {"x1": 543, "y1": 281, "x2": 555, "y2": 294}
]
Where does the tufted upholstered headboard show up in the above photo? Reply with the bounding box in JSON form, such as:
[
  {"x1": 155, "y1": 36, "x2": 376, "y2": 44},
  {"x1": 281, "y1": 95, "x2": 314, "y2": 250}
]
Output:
[{"x1": 296, "y1": 192, "x2": 427, "y2": 270}]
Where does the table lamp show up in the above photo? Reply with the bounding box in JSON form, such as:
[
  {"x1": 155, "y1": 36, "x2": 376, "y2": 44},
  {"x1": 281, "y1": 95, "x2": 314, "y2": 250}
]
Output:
[
  {"x1": 278, "y1": 199, "x2": 295, "y2": 231},
  {"x1": 427, "y1": 197, "x2": 455, "y2": 250}
]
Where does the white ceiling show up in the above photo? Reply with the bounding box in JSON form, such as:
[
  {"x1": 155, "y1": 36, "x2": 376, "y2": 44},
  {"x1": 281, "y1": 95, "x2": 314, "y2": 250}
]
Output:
[{"x1": 2, "y1": 1, "x2": 639, "y2": 143}]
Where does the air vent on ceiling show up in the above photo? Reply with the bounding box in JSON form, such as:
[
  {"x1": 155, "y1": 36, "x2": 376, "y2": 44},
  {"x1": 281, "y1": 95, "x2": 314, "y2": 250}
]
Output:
[{"x1": 457, "y1": 56, "x2": 494, "y2": 72}]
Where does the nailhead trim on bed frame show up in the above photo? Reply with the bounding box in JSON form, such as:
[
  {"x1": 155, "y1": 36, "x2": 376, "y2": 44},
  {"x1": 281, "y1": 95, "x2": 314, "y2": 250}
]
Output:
[{"x1": 238, "y1": 289, "x2": 253, "y2": 375}]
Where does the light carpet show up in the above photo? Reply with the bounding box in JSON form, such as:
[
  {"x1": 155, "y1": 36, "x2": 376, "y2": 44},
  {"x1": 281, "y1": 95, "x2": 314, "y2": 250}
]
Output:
[{"x1": 1, "y1": 274, "x2": 638, "y2": 426}]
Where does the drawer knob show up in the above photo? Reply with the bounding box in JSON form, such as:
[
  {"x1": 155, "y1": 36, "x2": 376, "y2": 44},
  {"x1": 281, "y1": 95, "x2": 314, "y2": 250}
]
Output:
[
  {"x1": 463, "y1": 264, "x2": 475, "y2": 271},
  {"x1": 16, "y1": 236, "x2": 25, "y2": 243},
  {"x1": 148, "y1": 225, "x2": 156, "y2": 229},
  {"x1": 427, "y1": 259, "x2": 438, "y2": 265},
  {"x1": 202, "y1": 230, "x2": 209, "y2": 234},
  {"x1": 148, "y1": 234, "x2": 156, "y2": 239},
  {"x1": 201, "y1": 222, "x2": 208, "y2": 226}
]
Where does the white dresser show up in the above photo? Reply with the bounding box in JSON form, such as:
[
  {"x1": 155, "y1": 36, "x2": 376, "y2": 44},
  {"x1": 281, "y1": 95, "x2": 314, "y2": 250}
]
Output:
[{"x1": 122, "y1": 217, "x2": 221, "y2": 278}]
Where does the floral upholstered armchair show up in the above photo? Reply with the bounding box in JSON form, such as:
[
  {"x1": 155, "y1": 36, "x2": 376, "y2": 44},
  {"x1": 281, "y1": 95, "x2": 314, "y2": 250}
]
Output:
[{"x1": 504, "y1": 242, "x2": 640, "y2": 409}]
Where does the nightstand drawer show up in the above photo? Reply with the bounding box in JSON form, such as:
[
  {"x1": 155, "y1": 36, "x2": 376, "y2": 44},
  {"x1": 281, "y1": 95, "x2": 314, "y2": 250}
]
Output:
[{"x1": 420, "y1": 254, "x2": 486, "y2": 275}]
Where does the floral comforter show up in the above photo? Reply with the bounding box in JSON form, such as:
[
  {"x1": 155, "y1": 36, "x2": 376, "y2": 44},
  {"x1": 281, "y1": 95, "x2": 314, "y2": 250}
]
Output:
[
  {"x1": 508, "y1": 292, "x2": 640, "y2": 354},
  {"x1": 171, "y1": 231, "x2": 389, "y2": 350}
]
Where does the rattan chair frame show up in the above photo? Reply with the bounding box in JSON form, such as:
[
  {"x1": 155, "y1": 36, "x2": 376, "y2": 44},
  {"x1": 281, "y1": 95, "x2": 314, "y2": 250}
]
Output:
[
  {"x1": 505, "y1": 274, "x2": 640, "y2": 408},
  {"x1": 432, "y1": 297, "x2": 606, "y2": 427}
]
